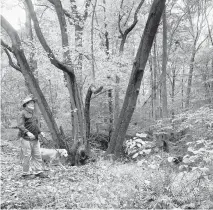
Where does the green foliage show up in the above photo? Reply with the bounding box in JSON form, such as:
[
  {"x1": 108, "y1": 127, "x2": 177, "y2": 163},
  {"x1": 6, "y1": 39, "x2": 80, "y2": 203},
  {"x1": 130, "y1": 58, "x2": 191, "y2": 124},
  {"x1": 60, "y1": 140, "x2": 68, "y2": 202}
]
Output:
[{"x1": 124, "y1": 134, "x2": 155, "y2": 160}]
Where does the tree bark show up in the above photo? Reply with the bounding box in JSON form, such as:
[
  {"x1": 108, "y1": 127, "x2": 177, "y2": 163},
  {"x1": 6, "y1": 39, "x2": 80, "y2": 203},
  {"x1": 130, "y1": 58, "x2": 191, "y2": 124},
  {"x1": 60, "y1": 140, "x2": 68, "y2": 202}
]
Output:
[
  {"x1": 153, "y1": 37, "x2": 158, "y2": 119},
  {"x1": 52, "y1": 0, "x2": 85, "y2": 142},
  {"x1": 161, "y1": 8, "x2": 168, "y2": 118},
  {"x1": 201, "y1": 64, "x2": 211, "y2": 104},
  {"x1": 102, "y1": 0, "x2": 113, "y2": 139},
  {"x1": 1, "y1": 15, "x2": 63, "y2": 147},
  {"x1": 70, "y1": 0, "x2": 91, "y2": 87},
  {"x1": 114, "y1": 75, "x2": 120, "y2": 128},
  {"x1": 171, "y1": 66, "x2": 176, "y2": 117},
  {"x1": 103, "y1": 0, "x2": 109, "y2": 56},
  {"x1": 185, "y1": 45, "x2": 196, "y2": 108},
  {"x1": 91, "y1": 0, "x2": 97, "y2": 82},
  {"x1": 85, "y1": 85, "x2": 103, "y2": 139},
  {"x1": 108, "y1": 89, "x2": 113, "y2": 139},
  {"x1": 106, "y1": 0, "x2": 166, "y2": 157}
]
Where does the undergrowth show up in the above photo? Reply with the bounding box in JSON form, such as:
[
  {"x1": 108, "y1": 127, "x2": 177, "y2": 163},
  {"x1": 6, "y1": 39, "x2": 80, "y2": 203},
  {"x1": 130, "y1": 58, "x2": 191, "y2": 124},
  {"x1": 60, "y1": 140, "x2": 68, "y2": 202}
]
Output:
[{"x1": 1, "y1": 106, "x2": 213, "y2": 209}]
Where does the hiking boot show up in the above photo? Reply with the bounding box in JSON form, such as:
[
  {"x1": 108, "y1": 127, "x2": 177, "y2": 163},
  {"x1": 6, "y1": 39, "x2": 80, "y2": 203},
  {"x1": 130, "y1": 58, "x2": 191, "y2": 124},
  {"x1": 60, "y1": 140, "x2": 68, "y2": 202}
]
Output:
[
  {"x1": 35, "y1": 172, "x2": 49, "y2": 178},
  {"x1": 21, "y1": 174, "x2": 35, "y2": 179}
]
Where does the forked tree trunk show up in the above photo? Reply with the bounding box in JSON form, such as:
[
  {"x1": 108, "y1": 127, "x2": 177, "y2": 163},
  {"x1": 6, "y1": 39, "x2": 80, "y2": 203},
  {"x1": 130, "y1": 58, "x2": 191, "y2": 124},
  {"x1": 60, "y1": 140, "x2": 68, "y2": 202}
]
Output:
[
  {"x1": 106, "y1": 0, "x2": 166, "y2": 157},
  {"x1": 115, "y1": 0, "x2": 145, "y2": 132},
  {"x1": 53, "y1": 0, "x2": 86, "y2": 144},
  {"x1": 25, "y1": 0, "x2": 88, "y2": 147},
  {"x1": 1, "y1": 16, "x2": 64, "y2": 147}
]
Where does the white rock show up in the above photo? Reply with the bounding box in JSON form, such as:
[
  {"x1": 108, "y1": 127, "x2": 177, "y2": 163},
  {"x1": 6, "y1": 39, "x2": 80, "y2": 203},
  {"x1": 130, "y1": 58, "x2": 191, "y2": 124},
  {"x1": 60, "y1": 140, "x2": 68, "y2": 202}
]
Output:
[
  {"x1": 132, "y1": 152, "x2": 139, "y2": 159},
  {"x1": 136, "y1": 133, "x2": 148, "y2": 138}
]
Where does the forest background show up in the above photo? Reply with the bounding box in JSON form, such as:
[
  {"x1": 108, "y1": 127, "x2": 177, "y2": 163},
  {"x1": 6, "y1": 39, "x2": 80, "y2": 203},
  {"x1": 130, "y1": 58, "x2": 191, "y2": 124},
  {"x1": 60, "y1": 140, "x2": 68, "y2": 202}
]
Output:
[
  {"x1": 1, "y1": 0, "x2": 213, "y2": 137},
  {"x1": 1, "y1": 0, "x2": 213, "y2": 208}
]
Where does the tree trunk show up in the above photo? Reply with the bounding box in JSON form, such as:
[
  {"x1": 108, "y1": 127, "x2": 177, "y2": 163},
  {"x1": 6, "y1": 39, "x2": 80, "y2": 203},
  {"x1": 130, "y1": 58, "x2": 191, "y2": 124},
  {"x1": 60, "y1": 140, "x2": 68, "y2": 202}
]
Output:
[
  {"x1": 75, "y1": 26, "x2": 84, "y2": 87},
  {"x1": 106, "y1": 0, "x2": 166, "y2": 157},
  {"x1": 114, "y1": 75, "x2": 120, "y2": 128},
  {"x1": 181, "y1": 67, "x2": 185, "y2": 109},
  {"x1": 53, "y1": 0, "x2": 85, "y2": 143},
  {"x1": 201, "y1": 65, "x2": 211, "y2": 104},
  {"x1": 153, "y1": 36, "x2": 158, "y2": 119},
  {"x1": 116, "y1": 0, "x2": 144, "y2": 131},
  {"x1": 212, "y1": 56, "x2": 213, "y2": 102},
  {"x1": 102, "y1": 0, "x2": 113, "y2": 139},
  {"x1": 1, "y1": 16, "x2": 64, "y2": 147},
  {"x1": 108, "y1": 89, "x2": 113, "y2": 139},
  {"x1": 149, "y1": 57, "x2": 154, "y2": 118},
  {"x1": 85, "y1": 87, "x2": 93, "y2": 139},
  {"x1": 161, "y1": 8, "x2": 168, "y2": 118},
  {"x1": 171, "y1": 67, "x2": 176, "y2": 117},
  {"x1": 91, "y1": 0, "x2": 97, "y2": 82},
  {"x1": 24, "y1": 1, "x2": 38, "y2": 92},
  {"x1": 25, "y1": 0, "x2": 88, "y2": 152},
  {"x1": 85, "y1": 85, "x2": 103, "y2": 139},
  {"x1": 119, "y1": 35, "x2": 127, "y2": 54},
  {"x1": 185, "y1": 45, "x2": 196, "y2": 108}
]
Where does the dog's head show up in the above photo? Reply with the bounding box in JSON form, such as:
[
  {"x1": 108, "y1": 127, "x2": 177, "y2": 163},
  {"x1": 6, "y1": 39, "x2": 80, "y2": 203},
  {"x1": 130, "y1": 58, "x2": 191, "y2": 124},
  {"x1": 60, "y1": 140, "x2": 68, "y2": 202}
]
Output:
[{"x1": 57, "y1": 149, "x2": 68, "y2": 157}]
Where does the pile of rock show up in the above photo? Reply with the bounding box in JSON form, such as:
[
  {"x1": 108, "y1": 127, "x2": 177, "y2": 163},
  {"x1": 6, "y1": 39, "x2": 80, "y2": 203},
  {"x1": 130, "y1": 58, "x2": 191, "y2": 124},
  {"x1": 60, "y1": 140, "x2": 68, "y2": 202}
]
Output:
[{"x1": 124, "y1": 133, "x2": 156, "y2": 159}]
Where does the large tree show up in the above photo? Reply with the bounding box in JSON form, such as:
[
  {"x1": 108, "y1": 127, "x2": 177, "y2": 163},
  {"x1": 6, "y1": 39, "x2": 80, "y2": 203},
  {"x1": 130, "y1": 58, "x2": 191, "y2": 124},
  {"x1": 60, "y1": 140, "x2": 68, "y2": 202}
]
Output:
[
  {"x1": 106, "y1": 0, "x2": 166, "y2": 157},
  {"x1": 1, "y1": 16, "x2": 64, "y2": 147}
]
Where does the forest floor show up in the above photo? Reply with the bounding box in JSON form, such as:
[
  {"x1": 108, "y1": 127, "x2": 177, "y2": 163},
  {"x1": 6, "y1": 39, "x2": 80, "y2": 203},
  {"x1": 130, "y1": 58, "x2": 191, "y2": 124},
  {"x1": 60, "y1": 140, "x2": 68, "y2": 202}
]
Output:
[{"x1": 1, "y1": 134, "x2": 213, "y2": 209}]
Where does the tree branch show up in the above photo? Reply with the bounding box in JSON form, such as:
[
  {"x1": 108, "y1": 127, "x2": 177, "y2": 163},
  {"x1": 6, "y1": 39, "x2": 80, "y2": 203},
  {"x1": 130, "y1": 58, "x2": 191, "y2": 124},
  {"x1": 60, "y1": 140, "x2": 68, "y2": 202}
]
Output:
[
  {"x1": 1, "y1": 16, "x2": 22, "y2": 49},
  {"x1": 1, "y1": 39, "x2": 21, "y2": 71},
  {"x1": 196, "y1": 35, "x2": 208, "y2": 52},
  {"x1": 123, "y1": 2, "x2": 134, "y2": 27},
  {"x1": 47, "y1": 0, "x2": 72, "y2": 19},
  {"x1": 3, "y1": 48, "x2": 21, "y2": 72},
  {"x1": 25, "y1": 0, "x2": 74, "y2": 76},
  {"x1": 1, "y1": 39, "x2": 13, "y2": 53},
  {"x1": 123, "y1": 0, "x2": 145, "y2": 36},
  {"x1": 118, "y1": 0, "x2": 125, "y2": 36}
]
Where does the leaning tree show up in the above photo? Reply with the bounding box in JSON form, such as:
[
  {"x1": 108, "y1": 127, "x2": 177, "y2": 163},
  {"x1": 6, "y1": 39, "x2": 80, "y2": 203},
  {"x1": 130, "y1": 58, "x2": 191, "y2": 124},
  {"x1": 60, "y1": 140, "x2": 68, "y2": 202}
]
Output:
[{"x1": 106, "y1": 0, "x2": 166, "y2": 158}]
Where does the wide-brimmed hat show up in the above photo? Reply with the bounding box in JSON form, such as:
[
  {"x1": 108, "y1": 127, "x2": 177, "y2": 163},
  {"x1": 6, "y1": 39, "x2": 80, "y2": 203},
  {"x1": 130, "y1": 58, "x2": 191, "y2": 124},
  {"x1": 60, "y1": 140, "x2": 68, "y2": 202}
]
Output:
[{"x1": 22, "y1": 95, "x2": 35, "y2": 107}]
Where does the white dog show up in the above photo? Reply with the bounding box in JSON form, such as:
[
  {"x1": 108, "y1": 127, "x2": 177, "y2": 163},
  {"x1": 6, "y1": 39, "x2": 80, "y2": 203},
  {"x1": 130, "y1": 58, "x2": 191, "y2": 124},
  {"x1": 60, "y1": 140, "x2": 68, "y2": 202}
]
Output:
[{"x1": 40, "y1": 148, "x2": 68, "y2": 170}]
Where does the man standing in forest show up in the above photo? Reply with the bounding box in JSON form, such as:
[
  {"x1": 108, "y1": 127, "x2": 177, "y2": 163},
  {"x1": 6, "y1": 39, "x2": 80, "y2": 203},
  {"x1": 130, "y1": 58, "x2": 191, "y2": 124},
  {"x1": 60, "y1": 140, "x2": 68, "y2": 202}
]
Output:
[{"x1": 17, "y1": 95, "x2": 48, "y2": 179}]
